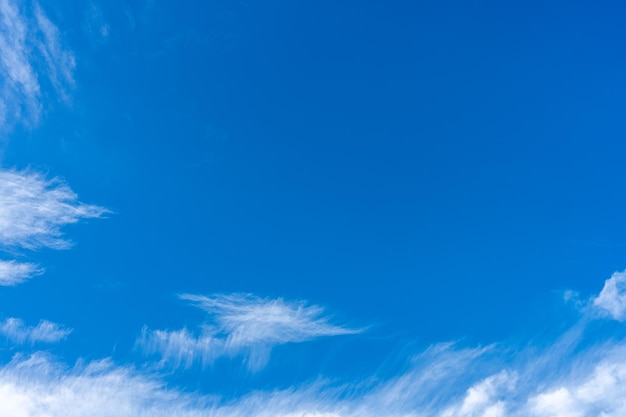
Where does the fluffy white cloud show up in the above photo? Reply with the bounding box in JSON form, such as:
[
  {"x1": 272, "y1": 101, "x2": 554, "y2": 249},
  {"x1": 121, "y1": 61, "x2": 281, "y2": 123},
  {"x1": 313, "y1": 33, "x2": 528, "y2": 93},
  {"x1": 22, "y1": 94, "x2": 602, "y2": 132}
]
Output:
[
  {"x1": 140, "y1": 293, "x2": 361, "y2": 371},
  {"x1": 0, "y1": 260, "x2": 42, "y2": 286},
  {"x1": 528, "y1": 354, "x2": 626, "y2": 417},
  {"x1": 0, "y1": 0, "x2": 74, "y2": 130},
  {"x1": 0, "y1": 169, "x2": 107, "y2": 250},
  {"x1": 0, "y1": 318, "x2": 71, "y2": 344},
  {"x1": 593, "y1": 270, "x2": 626, "y2": 321},
  {"x1": 438, "y1": 371, "x2": 515, "y2": 417},
  {"x1": 0, "y1": 354, "x2": 209, "y2": 417}
]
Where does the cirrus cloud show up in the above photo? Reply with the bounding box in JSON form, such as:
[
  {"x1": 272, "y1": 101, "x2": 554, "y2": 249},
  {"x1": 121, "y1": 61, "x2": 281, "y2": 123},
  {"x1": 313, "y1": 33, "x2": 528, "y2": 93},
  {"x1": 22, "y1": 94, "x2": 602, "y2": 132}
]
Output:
[
  {"x1": 0, "y1": 260, "x2": 42, "y2": 286},
  {"x1": 0, "y1": 169, "x2": 107, "y2": 251},
  {"x1": 0, "y1": 169, "x2": 107, "y2": 285},
  {"x1": 0, "y1": 317, "x2": 71, "y2": 344},
  {"x1": 139, "y1": 293, "x2": 362, "y2": 371},
  {"x1": 0, "y1": 0, "x2": 75, "y2": 131}
]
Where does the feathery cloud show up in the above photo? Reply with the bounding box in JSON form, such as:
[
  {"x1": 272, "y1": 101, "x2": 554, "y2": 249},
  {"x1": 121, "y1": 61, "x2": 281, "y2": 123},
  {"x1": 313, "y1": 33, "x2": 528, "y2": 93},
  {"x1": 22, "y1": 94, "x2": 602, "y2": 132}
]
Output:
[
  {"x1": 0, "y1": 260, "x2": 42, "y2": 286},
  {"x1": 140, "y1": 293, "x2": 361, "y2": 371},
  {"x1": 0, "y1": 169, "x2": 107, "y2": 250},
  {"x1": 0, "y1": 169, "x2": 106, "y2": 285},
  {"x1": 130, "y1": 272, "x2": 626, "y2": 415},
  {"x1": 0, "y1": 318, "x2": 71, "y2": 344},
  {"x1": 0, "y1": 0, "x2": 75, "y2": 130}
]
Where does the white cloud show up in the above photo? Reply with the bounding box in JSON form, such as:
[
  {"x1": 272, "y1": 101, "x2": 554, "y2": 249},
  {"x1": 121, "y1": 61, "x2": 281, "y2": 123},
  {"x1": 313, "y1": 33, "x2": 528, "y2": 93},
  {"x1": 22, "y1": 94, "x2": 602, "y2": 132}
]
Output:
[
  {"x1": 0, "y1": 318, "x2": 71, "y2": 344},
  {"x1": 0, "y1": 0, "x2": 75, "y2": 130},
  {"x1": 438, "y1": 371, "x2": 515, "y2": 417},
  {"x1": 0, "y1": 272, "x2": 623, "y2": 416},
  {"x1": 0, "y1": 169, "x2": 107, "y2": 250},
  {"x1": 593, "y1": 270, "x2": 626, "y2": 321},
  {"x1": 0, "y1": 169, "x2": 106, "y2": 285},
  {"x1": 140, "y1": 293, "x2": 361, "y2": 371},
  {"x1": 0, "y1": 260, "x2": 42, "y2": 286},
  {"x1": 0, "y1": 354, "x2": 210, "y2": 417},
  {"x1": 139, "y1": 327, "x2": 221, "y2": 369},
  {"x1": 0, "y1": 3, "x2": 94, "y2": 285},
  {"x1": 528, "y1": 352, "x2": 626, "y2": 417},
  {"x1": 3, "y1": 335, "x2": 626, "y2": 417},
  {"x1": 182, "y1": 293, "x2": 360, "y2": 344},
  {"x1": 126, "y1": 272, "x2": 626, "y2": 416}
]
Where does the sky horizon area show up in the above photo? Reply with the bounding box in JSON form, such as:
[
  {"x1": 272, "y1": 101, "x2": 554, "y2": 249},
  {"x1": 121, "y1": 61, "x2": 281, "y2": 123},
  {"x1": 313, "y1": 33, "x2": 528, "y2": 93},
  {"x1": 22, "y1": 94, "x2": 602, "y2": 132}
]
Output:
[{"x1": 1, "y1": 0, "x2": 626, "y2": 415}]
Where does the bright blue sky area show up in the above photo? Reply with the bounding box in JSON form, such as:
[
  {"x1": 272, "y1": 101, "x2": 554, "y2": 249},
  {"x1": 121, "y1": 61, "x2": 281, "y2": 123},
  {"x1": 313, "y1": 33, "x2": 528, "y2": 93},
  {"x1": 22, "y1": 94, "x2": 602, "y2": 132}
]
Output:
[{"x1": 1, "y1": 0, "x2": 626, "y2": 413}]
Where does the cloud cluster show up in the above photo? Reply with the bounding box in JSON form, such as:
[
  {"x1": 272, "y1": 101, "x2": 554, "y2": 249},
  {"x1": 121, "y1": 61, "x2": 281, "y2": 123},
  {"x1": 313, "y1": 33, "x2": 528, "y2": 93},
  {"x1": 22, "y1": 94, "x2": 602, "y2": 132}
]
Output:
[
  {"x1": 0, "y1": 169, "x2": 107, "y2": 285},
  {"x1": 139, "y1": 293, "x2": 361, "y2": 371},
  {"x1": 0, "y1": 0, "x2": 75, "y2": 131},
  {"x1": 1, "y1": 320, "x2": 626, "y2": 417},
  {"x1": 105, "y1": 273, "x2": 626, "y2": 417},
  {"x1": 0, "y1": 318, "x2": 71, "y2": 344}
]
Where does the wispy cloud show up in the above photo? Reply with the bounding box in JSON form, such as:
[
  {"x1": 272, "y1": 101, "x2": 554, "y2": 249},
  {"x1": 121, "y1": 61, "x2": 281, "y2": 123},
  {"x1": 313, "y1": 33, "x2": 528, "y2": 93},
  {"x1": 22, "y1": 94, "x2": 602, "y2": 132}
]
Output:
[
  {"x1": 33, "y1": 3, "x2": 75, "y2": 102},
  {"x1": 0, "y1": 318, "x2": 71, "y2": 344},
  {"x1": 0, "y1": 169, "x2": 107, "y2": 250},
  {"x1": 128, "y1": 272, "x2": 626, "y2": 416},
  {"x1": 140, "y1": 293, "x2": 362, "y2": 371},
  {"x1": 1, "y1": 296, "x2": 626, "y2": 417},
  {"x1": 593, "y1": 270, "x2": 626, "y2": 321},
  {"x1": 0, "y1": 0, "x2": 75, "y2": 130},
  {"x1": 0, "y1": 260, "x2": 42, "y2": 286},
  {"x1": 0, "y1": 169, "x2": 107, "y2": 285}
]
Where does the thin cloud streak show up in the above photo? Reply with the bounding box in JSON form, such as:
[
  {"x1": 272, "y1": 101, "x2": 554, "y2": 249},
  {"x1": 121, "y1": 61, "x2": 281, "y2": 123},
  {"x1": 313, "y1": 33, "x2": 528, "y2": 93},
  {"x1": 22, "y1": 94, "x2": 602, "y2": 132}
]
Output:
[
  {"x1": 0, "y1": 260, "x2": 42, "y2": 286},
  {"x1": 0, "y1": 0, "x2": 39, "y2": 127},
  {"x1": 0, "y1": 0, "x2": 75, "y2": 130},
  {"x1": 140, "y1": 293, "x2": 362, "y2": 371},
  {"x1": 33, "y1": 3, "x2": 75, "y2": 103},
  {"x1": 0, "y1": 318, "x2": 71, "y2": 344}
]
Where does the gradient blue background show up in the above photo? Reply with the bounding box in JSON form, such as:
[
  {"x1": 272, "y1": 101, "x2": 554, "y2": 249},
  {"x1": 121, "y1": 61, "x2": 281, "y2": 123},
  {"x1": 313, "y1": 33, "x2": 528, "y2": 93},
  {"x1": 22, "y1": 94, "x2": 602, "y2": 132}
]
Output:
[{"x1": 2, "y1": 0, "x2": 625, "y2": 395}]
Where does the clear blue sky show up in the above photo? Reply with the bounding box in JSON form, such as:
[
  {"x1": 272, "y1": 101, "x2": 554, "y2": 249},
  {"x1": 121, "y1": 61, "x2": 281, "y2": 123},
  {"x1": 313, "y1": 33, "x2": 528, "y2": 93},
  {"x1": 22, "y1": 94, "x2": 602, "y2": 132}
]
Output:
[{"x1": 1, "y1": 0, "x2": 626, "y2": 415}]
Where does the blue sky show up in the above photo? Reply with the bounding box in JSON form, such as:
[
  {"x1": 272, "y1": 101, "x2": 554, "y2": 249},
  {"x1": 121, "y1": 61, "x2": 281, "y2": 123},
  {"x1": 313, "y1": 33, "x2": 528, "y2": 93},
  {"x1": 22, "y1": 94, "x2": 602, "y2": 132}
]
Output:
[{"x1": 1, "y1": 0, "x2": 626, "y2": 415}]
